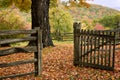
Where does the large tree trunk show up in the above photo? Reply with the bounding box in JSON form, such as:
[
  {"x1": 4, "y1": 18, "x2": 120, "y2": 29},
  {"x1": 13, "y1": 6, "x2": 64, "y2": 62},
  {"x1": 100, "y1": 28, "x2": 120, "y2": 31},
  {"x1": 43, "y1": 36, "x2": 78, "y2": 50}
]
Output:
[{"x1": 31, "y1": 0, "x2": 54, "y2": 48}]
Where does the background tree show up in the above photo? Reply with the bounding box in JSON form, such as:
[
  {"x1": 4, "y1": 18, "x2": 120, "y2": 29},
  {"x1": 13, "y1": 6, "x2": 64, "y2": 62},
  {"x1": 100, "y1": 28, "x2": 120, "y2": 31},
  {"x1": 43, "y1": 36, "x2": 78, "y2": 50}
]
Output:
[
  {"x1": 96, "y1": 14, "x2": 120, "y2": 29},
  {"x1": 65, "y1": 0, "x2": 91, "y2": 8},
  {"x1": 0, "y1": 0, "x2": 91, "y2": 47},
  {"x1": 0, "y1": 0, "x2": 31, "y2": 11},
  {"x1": 49, "y1": 7, "x2": 73, "y2": 40},
  {"x1": 0, "y1": 0, "x2": 55, "y2": 47},
  {"x1": 31, "y1": 0, "x2": 54, "y2": 47},
  {"x1": 50, "y1": 0, "x2": 58, "y2": 8}
]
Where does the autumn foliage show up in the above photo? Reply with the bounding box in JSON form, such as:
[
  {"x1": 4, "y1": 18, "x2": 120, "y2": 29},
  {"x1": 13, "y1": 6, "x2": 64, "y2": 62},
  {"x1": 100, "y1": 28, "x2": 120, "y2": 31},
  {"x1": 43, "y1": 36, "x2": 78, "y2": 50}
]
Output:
[{"x1": 0, "y1": 44, "x2": 120, "y2": 80}]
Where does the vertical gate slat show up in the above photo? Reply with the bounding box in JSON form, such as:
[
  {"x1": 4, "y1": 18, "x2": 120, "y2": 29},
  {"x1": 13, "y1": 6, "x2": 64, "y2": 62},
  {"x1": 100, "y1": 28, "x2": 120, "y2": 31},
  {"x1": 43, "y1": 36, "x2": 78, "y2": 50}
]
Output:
[
  {"x1": 86, "y1": 30, "x2": 89, "y2": 63},
  {"x1": 112, "y1": 32, "x2": 116, "y2": 70},
  {"x1": 94, "y1": 31, "x2": 97, "y2": 65},
  {"x1": 103, "y1": 31, "x2": 105, "y2": 66},
  {"x1": 101, "y1": 31, "x2": 104, "y2": 66},
  {"x1": 80, "y1": 30, "x2": 83, "y2": 66},
  {"x1": 85, "y1": 30, "x2": 87, "y2": 63},
  {"x1": 105, "y1": 32, "x2": 107, "y2": 67},
  {"x1": 90, "y1": 30, "x2": 93, "y2": 64},
  {"x1": 108, "y1": 32, "x2": 112, "y2": 67},
  {"x1": 97, "y1": 31, "x2": 100, "y2": 65},
  {"x1": 79, "y1": 30, "x2": 82, "y2": 66},
  {"x1": 83, "y1": 30, "x2": 86, "y2": 65},
  {"x1": 78, "y1": 35, "x2": 80, "y2": 66}
]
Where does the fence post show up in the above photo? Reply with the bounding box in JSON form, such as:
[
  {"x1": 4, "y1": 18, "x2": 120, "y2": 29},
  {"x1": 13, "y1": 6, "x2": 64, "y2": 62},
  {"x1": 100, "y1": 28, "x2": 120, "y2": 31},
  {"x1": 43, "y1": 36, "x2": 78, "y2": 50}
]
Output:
[
  {"x1": 73, "y1": 22, "x2": 81, "y2": 66},
  {"x1": 34, "y1": 27, "x2": 42, "y2": 76},
  {"x1": 37, "y1": 29, "x2": 42, "y2": 76}
]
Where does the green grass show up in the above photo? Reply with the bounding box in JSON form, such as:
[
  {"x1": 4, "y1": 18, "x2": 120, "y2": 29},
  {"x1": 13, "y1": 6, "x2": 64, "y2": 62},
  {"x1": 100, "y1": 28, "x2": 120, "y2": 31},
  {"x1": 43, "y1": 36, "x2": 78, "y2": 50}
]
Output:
[
  {"x1": 53, "y1": 40, "x2": 73, "y2": 45},
  {"x1": 10, "y1": 41, "x2": 29, "y2": 47},
  {"x1": 10, "y1": 40, "x2": 73, "y2": 47}
]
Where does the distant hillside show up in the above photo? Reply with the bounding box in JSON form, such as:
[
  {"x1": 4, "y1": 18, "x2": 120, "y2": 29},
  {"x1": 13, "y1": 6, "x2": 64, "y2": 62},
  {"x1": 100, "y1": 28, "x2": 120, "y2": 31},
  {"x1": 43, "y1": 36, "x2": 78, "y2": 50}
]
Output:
[{"x1": 62, "y1": 4, "x2": 120, "y2": 22}]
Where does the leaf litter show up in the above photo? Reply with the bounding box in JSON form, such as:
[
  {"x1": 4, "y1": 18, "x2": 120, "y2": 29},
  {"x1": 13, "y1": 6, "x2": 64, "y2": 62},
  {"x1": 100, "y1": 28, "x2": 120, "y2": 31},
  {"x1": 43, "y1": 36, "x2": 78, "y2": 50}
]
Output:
[{"x1": 0, "y1": 44, "x2": 120, "y2": 80}]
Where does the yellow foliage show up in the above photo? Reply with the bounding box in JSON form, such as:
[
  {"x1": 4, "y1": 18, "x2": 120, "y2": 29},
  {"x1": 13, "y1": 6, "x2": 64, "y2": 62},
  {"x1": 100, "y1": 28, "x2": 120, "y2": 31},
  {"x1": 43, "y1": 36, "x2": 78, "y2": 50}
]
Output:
[
  {"x1": 14, "y1": 0, "x2": 31, "y2": 11},
  {"x1": 79, "y1": 0, "x2": 90, "y2": 8},
  {"x1": 68, "y1": 0, "x2": 90, "y2": 8},
  {"x1": 69, "y1": 1, "x2": 77, "y2": 7}
]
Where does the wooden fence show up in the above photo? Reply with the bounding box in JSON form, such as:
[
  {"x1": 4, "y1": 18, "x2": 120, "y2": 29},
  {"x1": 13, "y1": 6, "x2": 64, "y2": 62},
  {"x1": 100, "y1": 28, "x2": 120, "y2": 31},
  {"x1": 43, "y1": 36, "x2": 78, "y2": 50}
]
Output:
[
  {"x1": 73, "y1": 22, "x2": 120, "y2": 71},
  {"x1": 0, "y1": 28, "x2": 42, "y2": 79},
  {"x1": 51, "y1": 32, "x2": 73, "y2": 41}
]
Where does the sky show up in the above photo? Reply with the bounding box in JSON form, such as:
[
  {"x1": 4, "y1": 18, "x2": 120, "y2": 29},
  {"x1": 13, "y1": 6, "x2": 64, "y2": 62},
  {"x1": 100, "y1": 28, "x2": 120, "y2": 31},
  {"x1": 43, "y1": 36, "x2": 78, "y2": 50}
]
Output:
[{"x1": 61, "y1": 0, "x2": 120, "y2": 11}]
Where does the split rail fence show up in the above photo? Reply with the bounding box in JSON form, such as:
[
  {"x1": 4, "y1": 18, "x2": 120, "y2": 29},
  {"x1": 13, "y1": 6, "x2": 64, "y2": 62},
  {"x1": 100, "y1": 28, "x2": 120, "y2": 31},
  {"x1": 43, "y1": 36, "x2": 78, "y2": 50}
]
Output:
[
  {"x1": 73, "y1": 22, "x2": 120, "y2": 71},
  {"x1": 0, "y1": 28, "x2": 42, "y2": 79},
  {"x1": 51, "y1": 32, "x2": 73, "y2": 41}
]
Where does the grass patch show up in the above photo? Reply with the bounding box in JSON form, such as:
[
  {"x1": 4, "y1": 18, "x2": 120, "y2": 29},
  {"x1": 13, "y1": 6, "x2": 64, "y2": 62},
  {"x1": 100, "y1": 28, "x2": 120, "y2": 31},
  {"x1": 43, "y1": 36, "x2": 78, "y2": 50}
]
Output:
[
  {"x1": 10, "y1": 41, "x2": 29, "y2": 47},
  {"x1": 53, "y1": 40, "x2": 73, "y2": 45}
]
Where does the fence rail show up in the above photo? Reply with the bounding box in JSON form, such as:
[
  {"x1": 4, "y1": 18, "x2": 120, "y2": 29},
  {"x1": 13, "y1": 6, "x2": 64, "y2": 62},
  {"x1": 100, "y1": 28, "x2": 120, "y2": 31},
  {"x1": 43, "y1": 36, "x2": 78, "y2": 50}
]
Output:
[
  {"x1": 0, "y1": 28, "x2": 42, "y2": 79},
  {"x1": 73, "y1": 22, "x2": 120, "y2": 71},
  {"x1": 51, "y1": 32, "x2": 73, "y2": 41},
  {"x1": 0, "y1": 30, "x2": 37, "y2": 35}
]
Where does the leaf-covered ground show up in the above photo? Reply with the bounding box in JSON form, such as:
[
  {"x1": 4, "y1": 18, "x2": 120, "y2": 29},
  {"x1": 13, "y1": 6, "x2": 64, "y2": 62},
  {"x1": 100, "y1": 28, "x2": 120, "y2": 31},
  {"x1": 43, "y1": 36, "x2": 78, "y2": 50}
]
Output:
[{"x1": 0, "y1": 44, "x2": 120, "y2": 80}]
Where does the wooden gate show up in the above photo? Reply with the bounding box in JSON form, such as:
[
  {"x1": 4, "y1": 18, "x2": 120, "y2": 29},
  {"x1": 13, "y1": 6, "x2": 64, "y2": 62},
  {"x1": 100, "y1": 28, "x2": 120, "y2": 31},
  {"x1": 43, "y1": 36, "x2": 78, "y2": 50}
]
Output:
[
  {"x1": 73, "y1": 23, "x2": 117, "y2": 71},
  {"x1": 0, "y1": 28, "x2": 42, "y2": 79}
]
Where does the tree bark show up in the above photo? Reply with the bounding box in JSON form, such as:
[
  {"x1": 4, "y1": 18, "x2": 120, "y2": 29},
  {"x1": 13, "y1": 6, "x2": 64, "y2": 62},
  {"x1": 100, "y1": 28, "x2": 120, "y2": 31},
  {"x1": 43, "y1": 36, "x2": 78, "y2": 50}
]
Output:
[{"x1": 31, "y1": 0, "x2": 54, "y2": 48}]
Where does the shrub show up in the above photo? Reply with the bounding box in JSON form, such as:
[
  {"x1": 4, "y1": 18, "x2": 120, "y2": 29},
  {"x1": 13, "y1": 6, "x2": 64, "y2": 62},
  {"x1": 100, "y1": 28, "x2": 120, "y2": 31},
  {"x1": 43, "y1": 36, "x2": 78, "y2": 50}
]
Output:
[
  {"x1": 0, "y1": 9, "x2": 26, "y2": 46},
  {"x1": 95, "y1": 14, "x2": 120, "y2": 29}
]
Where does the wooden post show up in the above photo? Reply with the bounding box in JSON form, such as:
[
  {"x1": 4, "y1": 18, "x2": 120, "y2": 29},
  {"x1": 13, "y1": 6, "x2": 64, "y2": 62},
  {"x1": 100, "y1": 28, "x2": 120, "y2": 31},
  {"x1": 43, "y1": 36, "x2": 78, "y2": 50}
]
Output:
[
  {"x1": 37, "y1": 29, "x2": 42, "y2": 76},
  {"x1": 73, "y1": 22, "x2": 81, "y2": 66},
  {"x1": 34, "y1": 27, "x2": 42, "y2": 76}
]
